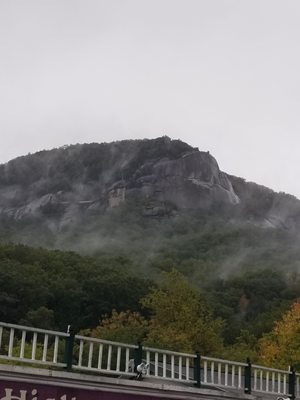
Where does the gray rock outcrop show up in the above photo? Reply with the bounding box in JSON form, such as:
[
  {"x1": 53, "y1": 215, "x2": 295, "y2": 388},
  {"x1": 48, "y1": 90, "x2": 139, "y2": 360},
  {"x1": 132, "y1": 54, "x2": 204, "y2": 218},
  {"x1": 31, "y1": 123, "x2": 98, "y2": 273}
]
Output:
[{"x1": 0, "y1": 137, "x2": 299, "y2": 234}]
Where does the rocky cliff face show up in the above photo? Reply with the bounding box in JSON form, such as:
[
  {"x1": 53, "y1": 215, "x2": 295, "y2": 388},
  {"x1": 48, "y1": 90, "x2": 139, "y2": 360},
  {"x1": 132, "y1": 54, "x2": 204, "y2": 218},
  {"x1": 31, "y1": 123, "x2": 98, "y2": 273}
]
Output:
[
  {"x1": 119, "y1": 150, "x2": 240, "y2": 216},
  {"x1": 0, "y1": 137, "x2": 299, "y2": 234}
]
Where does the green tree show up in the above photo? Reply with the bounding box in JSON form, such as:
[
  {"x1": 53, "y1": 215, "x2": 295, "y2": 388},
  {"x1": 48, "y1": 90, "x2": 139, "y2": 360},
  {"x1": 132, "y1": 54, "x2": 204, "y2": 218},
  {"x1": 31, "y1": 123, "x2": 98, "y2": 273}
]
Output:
[
  {"x1": 20, "y1": 307, "x2": 55, "y2": 330},
  {"x1": 86, "y1": 310, "x2": 149, "y2": 344},
  {"x1": 220, "y1": 330, "x2": 259, "y2": 363},
  {"x1": 141, "y1": 269, "x2": 223, "y2": 355}
]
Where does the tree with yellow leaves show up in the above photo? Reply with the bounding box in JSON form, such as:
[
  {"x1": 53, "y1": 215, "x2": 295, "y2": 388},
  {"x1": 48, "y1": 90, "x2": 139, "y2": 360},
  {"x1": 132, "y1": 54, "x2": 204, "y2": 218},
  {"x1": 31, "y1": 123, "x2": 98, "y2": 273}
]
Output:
[
  {"x1": 141, "y1": 269, "x2": 224, "y2": 355},
  {"x1": 85, "y1": 269, "x2": 223, "y2": 356},
  {"x1": 259, "y1": 301, "x2": 300, "y2": 369},
  {"x1": 85, "y1": 309, "x2": 149, "y2": 344}
]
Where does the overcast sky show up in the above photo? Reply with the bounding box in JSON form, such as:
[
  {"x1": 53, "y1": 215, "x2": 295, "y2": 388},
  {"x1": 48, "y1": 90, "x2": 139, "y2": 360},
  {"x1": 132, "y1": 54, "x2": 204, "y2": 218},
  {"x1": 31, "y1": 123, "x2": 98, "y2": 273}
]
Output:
[{"x1": 1, "y1": 0, "x2": 300, "y2": 197}]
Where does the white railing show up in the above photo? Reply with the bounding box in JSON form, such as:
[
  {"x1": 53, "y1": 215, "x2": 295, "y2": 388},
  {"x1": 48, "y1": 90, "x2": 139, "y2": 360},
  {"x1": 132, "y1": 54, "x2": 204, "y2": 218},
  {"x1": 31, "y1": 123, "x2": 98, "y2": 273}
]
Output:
[
  {"x1": 201, "y1": 356, "x2": 246, "y2": 390},
  {"x1": 296, "y1": 373, "x2": 300, "y2": 398},
  {"x1": 0, "y1": 321, "x2": 297, "y2": 399},
  {"x1": 0, "y1": 322, "x2": 68, "y2": 367},
  {"x1": 73, "y1": 335, "x2": 137, "y2": 377},
  {"x1": 143, "y1": 345, "x2": 196, "y2": 383},
  {"x1": 251, "y1": 364, "x2": 290, "y2": 396}
]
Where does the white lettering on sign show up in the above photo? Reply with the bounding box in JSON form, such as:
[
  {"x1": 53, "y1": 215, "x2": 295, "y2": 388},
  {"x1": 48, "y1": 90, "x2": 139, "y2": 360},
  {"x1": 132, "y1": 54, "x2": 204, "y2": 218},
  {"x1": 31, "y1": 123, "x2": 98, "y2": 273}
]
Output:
[
  {"x1": 0, "y1": 389, "x2": 76, "y2": 400},
  {"x1": 0, "y1": 389, "x2": 27, "y2": 400}
]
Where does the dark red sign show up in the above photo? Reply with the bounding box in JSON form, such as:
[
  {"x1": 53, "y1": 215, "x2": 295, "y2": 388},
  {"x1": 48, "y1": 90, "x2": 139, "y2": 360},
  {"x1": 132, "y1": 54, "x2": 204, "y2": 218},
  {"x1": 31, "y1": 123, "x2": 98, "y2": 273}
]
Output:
[{"x1": 0, "y1": 380, "x2": 171, "y2": 400}]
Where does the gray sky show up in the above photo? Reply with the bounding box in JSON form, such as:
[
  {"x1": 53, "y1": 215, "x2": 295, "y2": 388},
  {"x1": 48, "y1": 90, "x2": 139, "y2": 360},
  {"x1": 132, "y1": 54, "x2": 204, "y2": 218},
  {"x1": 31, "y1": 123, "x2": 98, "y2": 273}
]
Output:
[{"x1": 1, "y1": 0, "x2": 300, "y2": 197}]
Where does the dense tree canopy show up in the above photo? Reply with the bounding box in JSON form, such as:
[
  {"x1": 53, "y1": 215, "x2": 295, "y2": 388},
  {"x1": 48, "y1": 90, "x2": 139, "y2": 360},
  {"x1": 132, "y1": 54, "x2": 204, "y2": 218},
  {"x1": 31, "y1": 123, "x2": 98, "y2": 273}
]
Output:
[
  {"x1": 259, "y1": 302, "x2": 300, "y2": 369},
  {"x1": 141, "y1": 269, "x2": 223, "y2": 354},
  {"x1": 87, "y1": 310, "x2": 149, "y2": 344},
  {"x1": 0, "y1": 243, "x2": 151, "y2": 331},
  {"x1": 86, "y1": 270, "x2": 223, "y2": 356},
  {"x1": 206, "y1": 269, "x2": 296, "y2": 344},
  {"x1": 1, "y1": 243, "x2": 300, "y2": 365}
]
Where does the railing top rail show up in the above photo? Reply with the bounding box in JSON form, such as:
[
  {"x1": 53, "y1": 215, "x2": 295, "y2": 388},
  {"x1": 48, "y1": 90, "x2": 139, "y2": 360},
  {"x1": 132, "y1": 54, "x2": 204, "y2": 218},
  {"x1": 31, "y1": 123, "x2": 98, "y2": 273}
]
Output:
[
  {"x1": 75, "y1": 334, "x2": 138, "y2": 348},
  {"x1": 0, "y1": 322, "x2": 69, "y2": 337},
  {"x1": 142, "y1": 346, "x2": 196, "y2": 358},
  {"x1": 252, "y1": 364, "x2": 291, "y2": 374},
  {"x1": 201, "y1": 356, "x2": 247, "y2": 367}
]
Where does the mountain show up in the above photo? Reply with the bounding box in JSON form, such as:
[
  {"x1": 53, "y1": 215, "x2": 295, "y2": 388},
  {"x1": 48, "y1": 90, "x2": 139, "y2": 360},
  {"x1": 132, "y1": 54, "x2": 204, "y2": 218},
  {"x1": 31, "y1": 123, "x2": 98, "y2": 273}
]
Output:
[
  {"x1": 1, "y1": 137, "x2": 300, "y2": 279},
  {"x1": 0, "y1": 136, "x2": 299, "y2": 226}
]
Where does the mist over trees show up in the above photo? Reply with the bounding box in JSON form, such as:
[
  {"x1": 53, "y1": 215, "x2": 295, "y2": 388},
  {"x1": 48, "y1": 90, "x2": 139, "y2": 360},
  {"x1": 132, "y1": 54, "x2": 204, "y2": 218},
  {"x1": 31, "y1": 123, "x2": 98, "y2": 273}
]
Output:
[{"x1": 1, "y1": 243, "x2": 300, "y2": 365}]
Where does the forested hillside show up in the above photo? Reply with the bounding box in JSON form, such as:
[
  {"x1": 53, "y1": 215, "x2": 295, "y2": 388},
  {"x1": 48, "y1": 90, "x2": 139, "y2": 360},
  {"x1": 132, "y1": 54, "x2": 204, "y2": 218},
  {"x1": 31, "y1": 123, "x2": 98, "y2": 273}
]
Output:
[
  {"x1": 1, "y1": 243, "x2": 300, "y2": 367},
  {"x1": 0, "y1": 243, "x2": 150, "y2": 331}
]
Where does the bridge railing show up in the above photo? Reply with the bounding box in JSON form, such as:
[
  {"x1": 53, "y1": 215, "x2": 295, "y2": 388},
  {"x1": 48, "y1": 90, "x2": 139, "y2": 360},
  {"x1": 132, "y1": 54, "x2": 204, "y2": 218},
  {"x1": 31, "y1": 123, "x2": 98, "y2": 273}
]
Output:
[
  {"x1": 295, "y1": 373, "x2": 300, "y2": 398},
  {"x1": 0, "y1": 322, "x2": 68, "y2": 368},
  {"x1": 0, "y1": 321, "x2": 297, "y2": 399},
  {"x1": 72, "y1": 334, "x2": 137, "y2": 377},
  {"x1": 142, "y1": 345, "x2": 196, "y2": 383},
  {"x1": 201, "y1": 356, "x2": 247, "y2": 390},
  {"x1": 251, "y1": 364, "x2": 291, "y2": 396}
]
